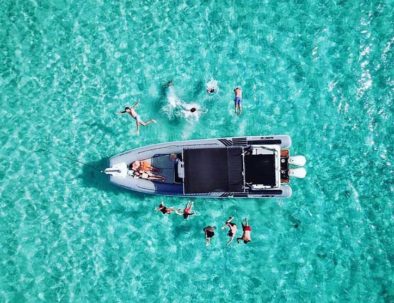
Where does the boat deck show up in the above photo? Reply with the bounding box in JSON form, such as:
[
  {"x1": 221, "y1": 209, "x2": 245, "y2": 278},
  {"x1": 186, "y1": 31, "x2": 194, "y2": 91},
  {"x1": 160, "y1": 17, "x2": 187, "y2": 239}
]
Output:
[{"x1": 151, "y1": 154, "x2": 177, "y2": 183}]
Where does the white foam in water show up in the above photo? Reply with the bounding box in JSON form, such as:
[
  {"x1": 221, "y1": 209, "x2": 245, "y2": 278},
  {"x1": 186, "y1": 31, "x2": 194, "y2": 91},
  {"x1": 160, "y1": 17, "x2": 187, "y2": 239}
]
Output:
[
  {"x1": 162, "y1": 85, "x2": 181, "y2": 119},
  {"x1": 167, "y1": 86, "x2": 181, "y2": 107},
  {"x1": 348, "y1": 182, "x2": 362, "y2": 212},
  {"x1": 162, "y1": 85, "x2": 203, "y2": 121},
  {"x1": 181, "y1": 102, "x2": 203, "y2": 120},
  {"x1": 206, "y1": 79, "x2": 218, "y2": 95}
]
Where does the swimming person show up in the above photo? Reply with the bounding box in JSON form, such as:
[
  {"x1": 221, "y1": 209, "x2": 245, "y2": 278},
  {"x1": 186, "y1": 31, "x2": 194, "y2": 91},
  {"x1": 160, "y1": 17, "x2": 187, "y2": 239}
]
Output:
[
  {"x1": 163, "y1": 82, "x2": 204, "y2": 120},
  {"x1": 206, "y1": 79, "x2": 218, "y2": 94},
  {"x1": 237, "y1": 218, "x2": 252, "y2": 244},
  {"x1": 157, "y1": 203, "x2": 175, "y2": 215},
  {"x1": 234, "y1": 87, "x2": 242, "y2": 114},
  {"x1": 203, "y1": 226, "x2": 216, "y2": 246},
  {"x1": 118, "y1": 100, "x2": 156, "y2": 135},
  {"x1": 176, "y1": 201, "x2": 195, "y2": 219},
  {"x1": 222, "y1": 216, "x2": 237, "y2": 245},
  {"x1": 180, "y1": 103, "x2": 204, "y2": 119}
]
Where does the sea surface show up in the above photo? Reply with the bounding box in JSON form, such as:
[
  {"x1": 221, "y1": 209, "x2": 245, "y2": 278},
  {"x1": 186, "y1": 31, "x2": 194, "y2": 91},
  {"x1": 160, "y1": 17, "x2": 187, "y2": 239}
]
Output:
[{"x1": 1, "y1": 0, "x2": 393, "y2": 302}]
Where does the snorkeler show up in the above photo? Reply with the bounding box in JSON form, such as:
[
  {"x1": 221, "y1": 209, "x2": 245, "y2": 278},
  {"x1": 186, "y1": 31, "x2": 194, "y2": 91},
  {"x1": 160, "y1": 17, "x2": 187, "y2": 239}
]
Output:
[
  {"x1": 118, "y1": 100, "x2": 156, "y2": 135},
  {"x1": 157, "y1": 202, "x2": 175, "y2": 215},
  {"x1": 233, "y1": 87, "x2": 242, "y2": 114},
  {"x1": 222, "y1": 216, "x2": 237, "y2": 245},
  {"x1": 203, "y1": 226, "x2": 216, "y2": 246},
  {"x1": 237, "y1": 218, "x2": 252, "y2": 244},
  {"x1": 176, "y1": 201, "x2": 195, "y2": 219}
]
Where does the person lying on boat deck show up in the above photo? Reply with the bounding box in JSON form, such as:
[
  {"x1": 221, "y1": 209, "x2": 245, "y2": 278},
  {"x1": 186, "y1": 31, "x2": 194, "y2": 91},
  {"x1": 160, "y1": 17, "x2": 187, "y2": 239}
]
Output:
[
  {"x1": 130, "y1": 160, "x2": 159, "y2": 173},
  {"x1": 157, "y1": 203, "x2": 174, "y2": 215},
  {"x1": 237, "y1": 218, "x2": 252, "y2": 244},
  {"x1": 175, "y1": 201, "x2": 195, "y2": 219},
  {"x1": 128, "y1": 169, "x2": 165, "y2": 181},
  {"x1": 118, "y1": 100, "x2": 156, "y2": 135},
  {"x1": 140, "y1": 171, "x2": 165, "y2": 181},
  {"x1": 233, "y1": 87, "x2": 242, "y2": 115},
  {"x1": 222, "y1": 216, "x2": 237, "y2": 245},
  {"x1": 203, "y1": 226, "x2": 216, "y2": 246}
]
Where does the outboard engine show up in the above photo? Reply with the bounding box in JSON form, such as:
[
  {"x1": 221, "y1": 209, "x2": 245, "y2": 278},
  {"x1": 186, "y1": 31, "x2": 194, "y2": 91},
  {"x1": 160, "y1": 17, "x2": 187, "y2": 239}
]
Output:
[
  {"x1": 289, "y1": 167, "x2": 307, "y2": 179},
  {"x1": 289, "y1": 155, "x2": 306, "y2": 166},
  {"x1": 104, "y1": 162, "x2": 128, "y2": 178}
]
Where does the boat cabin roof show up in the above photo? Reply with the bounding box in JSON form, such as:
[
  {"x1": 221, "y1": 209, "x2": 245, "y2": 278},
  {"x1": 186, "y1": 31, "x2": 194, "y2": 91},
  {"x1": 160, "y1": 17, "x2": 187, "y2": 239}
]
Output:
[
  {"x1": 183, "y1": 147, "x2": 244, "y2": 194},
  {"x1": 183, "y1": 146, "x2": 280, "y2": 194}
]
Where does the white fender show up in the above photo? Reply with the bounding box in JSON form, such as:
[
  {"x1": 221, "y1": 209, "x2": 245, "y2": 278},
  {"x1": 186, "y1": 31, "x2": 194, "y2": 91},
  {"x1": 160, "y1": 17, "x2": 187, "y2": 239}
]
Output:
[
  {"x1": 289, "y1": 167, "x2": 307, "y2": 178},
  {"x1": 289, "y1": 155, "x2": 306, "y2": 166},
  {"x1": 104, "y1": 162, "x2": 128, "y2": 178}
]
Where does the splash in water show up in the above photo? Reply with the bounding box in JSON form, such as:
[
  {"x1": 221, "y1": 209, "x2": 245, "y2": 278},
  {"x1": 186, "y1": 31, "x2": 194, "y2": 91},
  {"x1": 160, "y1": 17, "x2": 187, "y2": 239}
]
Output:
[
  {"x1": 180, "y1": 102, "x2": 204, "y2": 120},
  {"x1": 162, "y1": 83, "x2": 204, "y2": 120},
  {"x1": 161, "y1": 83, "x2": 182, "y2": 119},
  {"x1": 206, "y1": 79, "x2": 218, "y2": 95}
]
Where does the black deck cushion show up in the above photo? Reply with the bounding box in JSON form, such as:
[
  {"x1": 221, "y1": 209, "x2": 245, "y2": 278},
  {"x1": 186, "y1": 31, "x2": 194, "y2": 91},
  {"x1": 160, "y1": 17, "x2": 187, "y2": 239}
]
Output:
[
  {"x1": 245, "y1": 154, "x2": 276, "y2": 186},
  {"x1": 184, "y1": 147, "x2": 243, "y2": 194}
]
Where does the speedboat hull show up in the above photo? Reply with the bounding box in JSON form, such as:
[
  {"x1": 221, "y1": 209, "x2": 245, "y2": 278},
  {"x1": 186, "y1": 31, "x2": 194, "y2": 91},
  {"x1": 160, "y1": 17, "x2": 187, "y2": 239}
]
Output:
[{"x1": 105, "y1": 135, "x2": 305, "y2": 198}]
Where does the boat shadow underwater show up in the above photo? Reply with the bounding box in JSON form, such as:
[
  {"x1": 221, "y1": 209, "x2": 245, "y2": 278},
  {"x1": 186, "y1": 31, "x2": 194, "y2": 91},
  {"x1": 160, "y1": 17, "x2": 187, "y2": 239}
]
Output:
[{"x1": 81, "y1": 157, "x2": 146, "y2": 199}]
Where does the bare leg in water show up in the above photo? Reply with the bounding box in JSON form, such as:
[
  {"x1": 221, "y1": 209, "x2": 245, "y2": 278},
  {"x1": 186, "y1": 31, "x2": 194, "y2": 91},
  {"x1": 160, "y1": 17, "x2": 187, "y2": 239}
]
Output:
[{"x1": 135, "y1": 119, "x2": 156, "y2": 135}]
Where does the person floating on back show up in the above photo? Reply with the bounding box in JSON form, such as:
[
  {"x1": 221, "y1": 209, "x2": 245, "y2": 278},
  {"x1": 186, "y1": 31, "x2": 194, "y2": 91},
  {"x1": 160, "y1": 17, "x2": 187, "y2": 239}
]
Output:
[
  {"x1": 233, "y1": 87, "x2": 242, "y2": 115},
  {"x1": 237, "y1": 218, "x2": 252, "y2": 244},
  {"x1": 222, "y1": 216, "x2": 237, "y2": 245},
  {"x1": 157, "y1": 202, "x2": 175, "y2": 215},
  {"x1": 203, "y1": 226, "x2": 216, "y2": 246},
  {"x1": 118, "y1": 100, "x2": 156, "y2": 135}
]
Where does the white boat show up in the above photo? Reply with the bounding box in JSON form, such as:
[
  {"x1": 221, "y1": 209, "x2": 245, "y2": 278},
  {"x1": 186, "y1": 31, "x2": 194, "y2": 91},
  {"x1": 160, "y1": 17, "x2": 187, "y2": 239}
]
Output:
[{"x1": 104, "y1": 135, "x2": 306, "y2": 198}]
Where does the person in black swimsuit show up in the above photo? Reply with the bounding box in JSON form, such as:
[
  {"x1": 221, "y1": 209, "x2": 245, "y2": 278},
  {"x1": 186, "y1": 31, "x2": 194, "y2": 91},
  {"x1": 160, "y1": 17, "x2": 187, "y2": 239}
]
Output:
[
  {"x1": 157, "y1": 203, "x2": 174, "y2": 215},
  {"x1": 203, "y1": 226, "x2": 216, "y2": 246}
]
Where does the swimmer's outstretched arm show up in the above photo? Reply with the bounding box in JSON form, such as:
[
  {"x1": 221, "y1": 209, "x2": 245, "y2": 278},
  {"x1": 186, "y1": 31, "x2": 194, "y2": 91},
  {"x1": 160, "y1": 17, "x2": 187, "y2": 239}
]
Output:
[{"x1": 131, "y1": 100, "x2": 140, "y2": 108}]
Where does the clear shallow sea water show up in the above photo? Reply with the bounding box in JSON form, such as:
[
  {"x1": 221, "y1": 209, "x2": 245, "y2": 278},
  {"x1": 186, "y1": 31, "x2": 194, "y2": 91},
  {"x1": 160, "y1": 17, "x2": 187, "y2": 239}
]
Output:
[{"x1": 1, "y1": 0, "x2": 393, "y2": 302}]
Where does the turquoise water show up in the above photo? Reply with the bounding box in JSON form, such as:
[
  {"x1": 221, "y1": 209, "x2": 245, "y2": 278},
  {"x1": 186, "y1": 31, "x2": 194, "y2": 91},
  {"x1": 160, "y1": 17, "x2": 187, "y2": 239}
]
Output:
[{"x1": 1, "y1": 0, "x2": 393, "y2": 302}]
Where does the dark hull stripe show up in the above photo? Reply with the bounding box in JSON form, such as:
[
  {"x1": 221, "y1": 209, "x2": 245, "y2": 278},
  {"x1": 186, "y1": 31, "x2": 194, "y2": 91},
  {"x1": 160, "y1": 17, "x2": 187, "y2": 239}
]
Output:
[
  {"x1": 232, "y1": 137, "x2": 247, "y2": 146},
  {"x1": 247, "y1": 139, "x2": 282, "y2": 145},
  {"x1": 218, "y1": 139, "x2": 233, "y2": 146}
]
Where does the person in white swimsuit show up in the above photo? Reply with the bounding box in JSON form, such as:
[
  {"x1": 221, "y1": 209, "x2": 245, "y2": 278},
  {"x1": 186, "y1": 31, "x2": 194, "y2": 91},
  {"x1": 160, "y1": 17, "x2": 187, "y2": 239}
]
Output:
[{"x1": 118, "y1": 100, "x2": 156, "y2": 134}]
